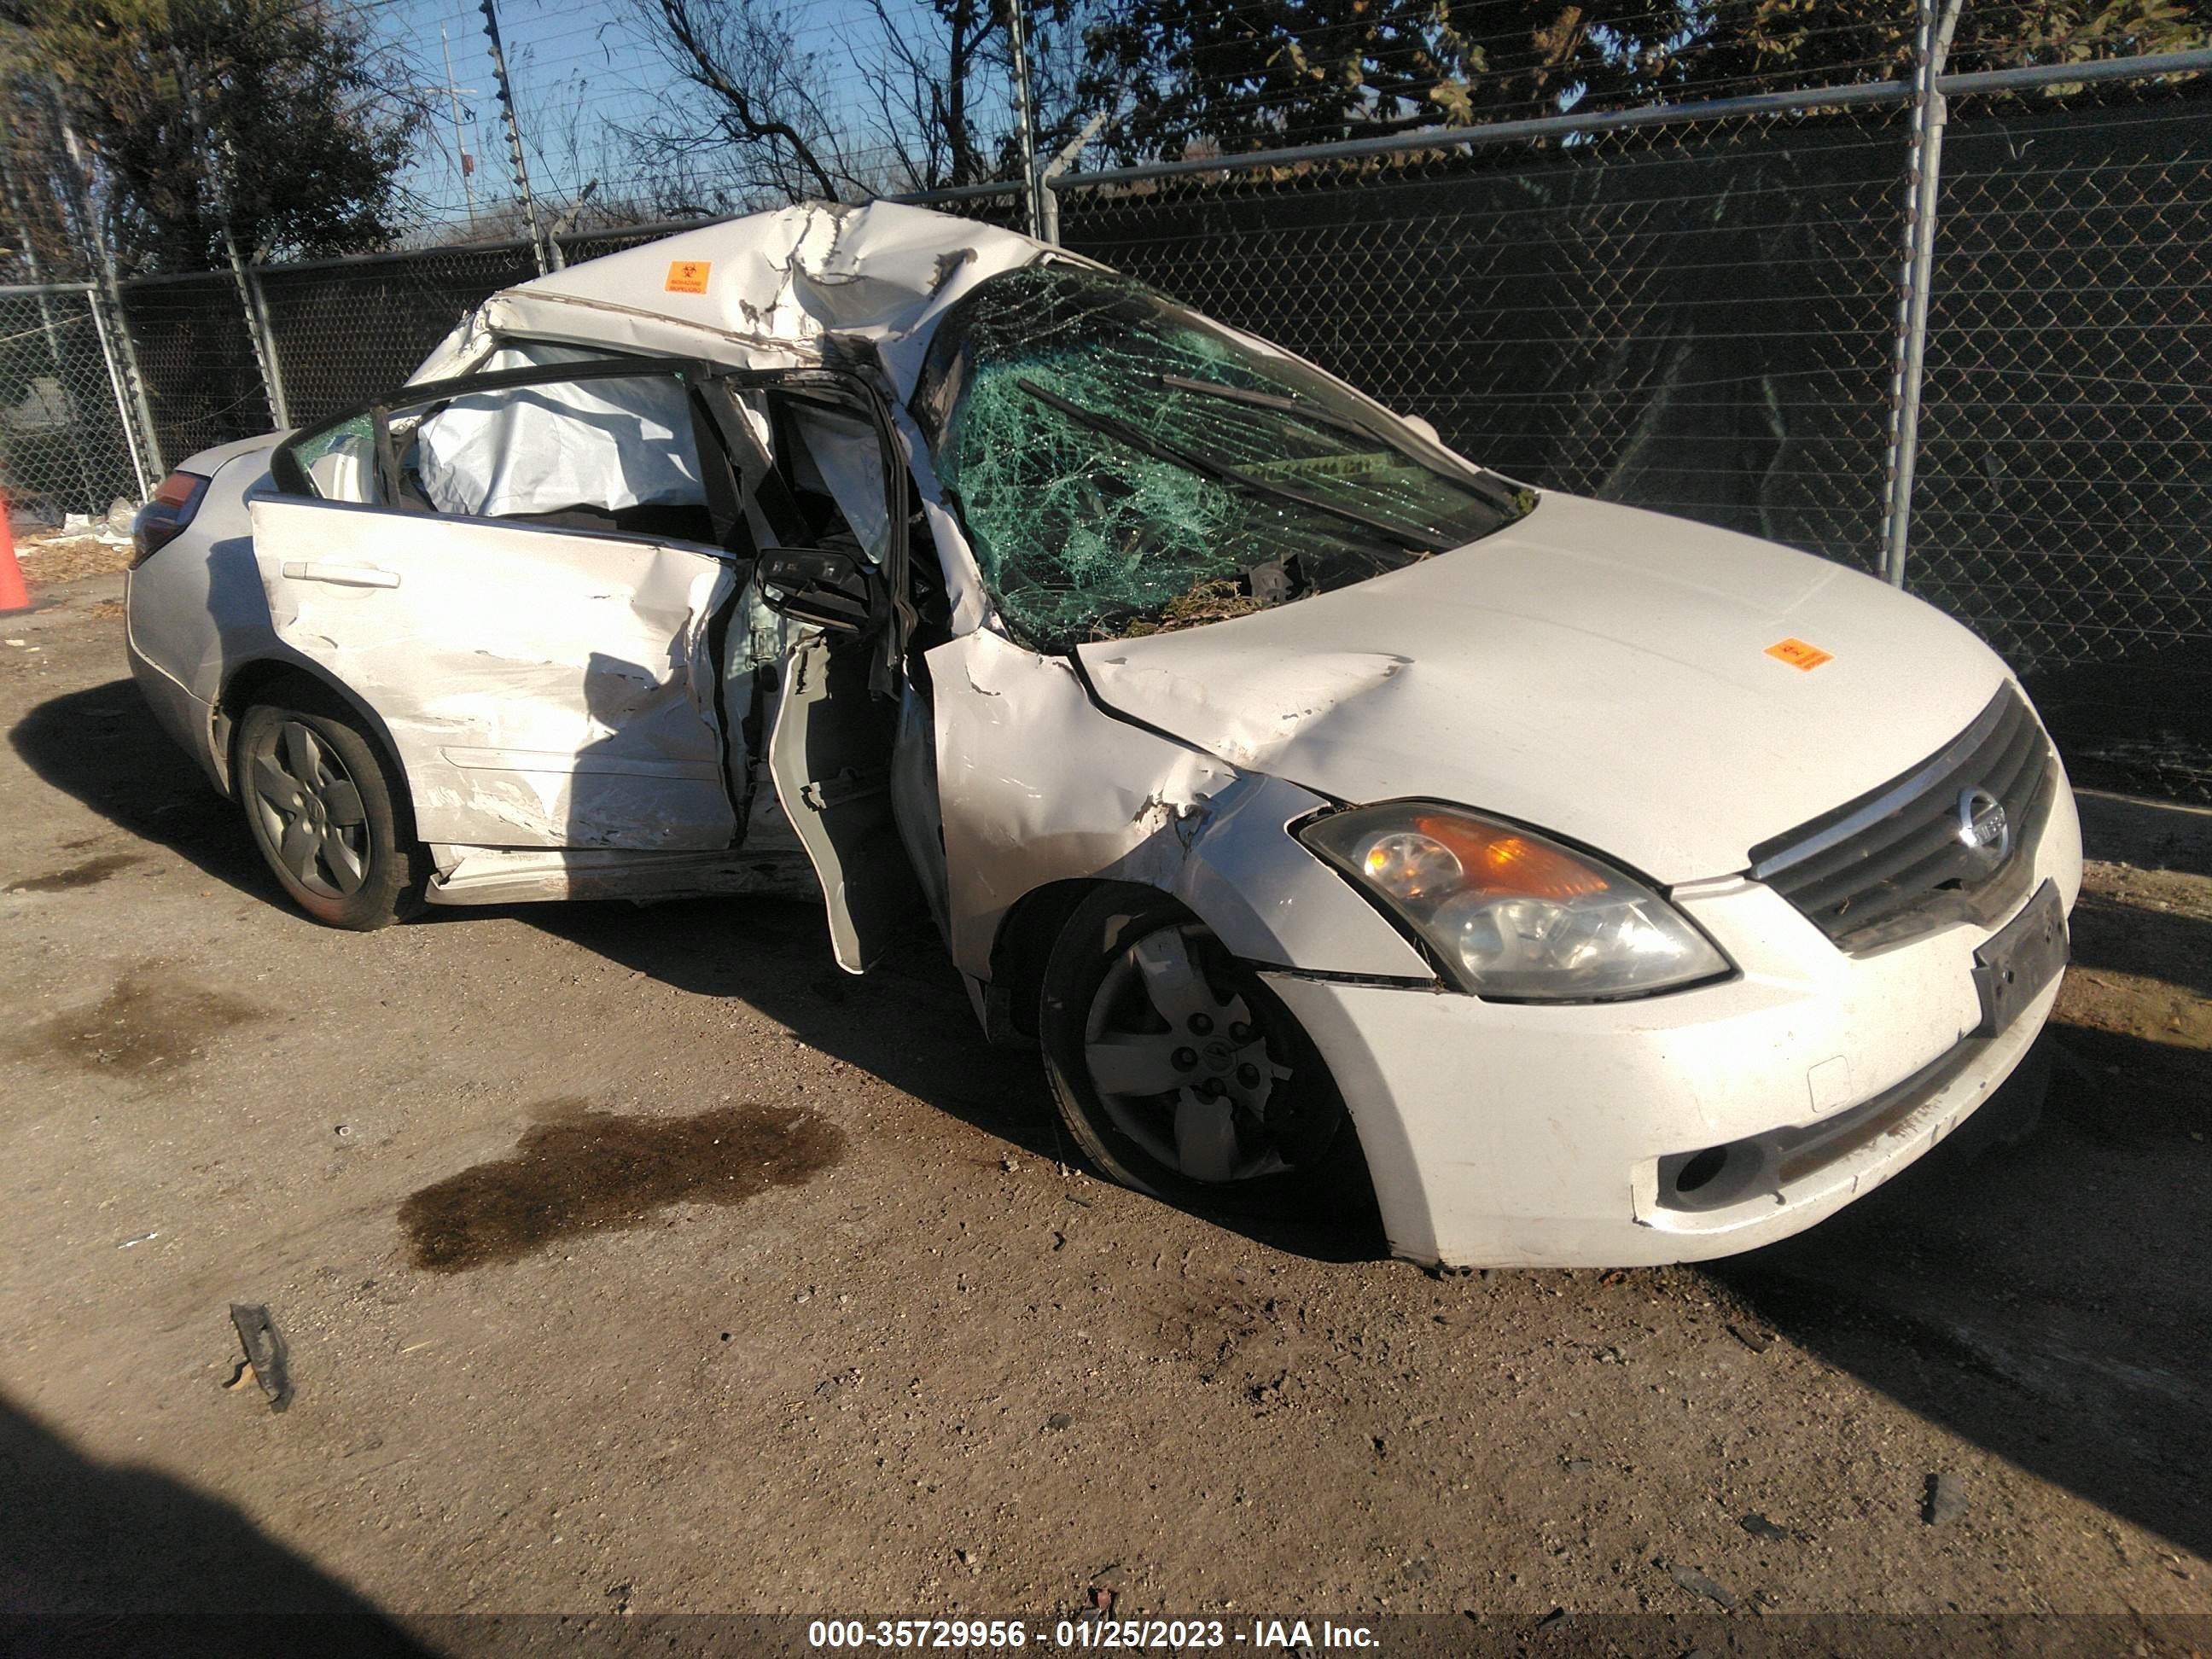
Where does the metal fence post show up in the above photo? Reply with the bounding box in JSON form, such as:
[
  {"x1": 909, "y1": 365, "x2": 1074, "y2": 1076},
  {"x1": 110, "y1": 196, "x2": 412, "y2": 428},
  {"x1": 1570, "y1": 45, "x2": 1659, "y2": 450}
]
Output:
[
  {"x1": 50, "y1": 84, "x2": 164, "y2": 492},
  {"x1": 544, "y1": 181, "x2": 600, "y2": 274},
  {"x1": 1004, "y1": 0, "x2": 1043, "y2": 238},
  {"x1": 1880, "y1": 0, "x2": 1964, "y2": 587},
  {"x1": 480, "y1": 0, "x2": 549, "y2": 274},
  {"x1": 173, "y1": 47, "x2": 292, "y2": 431},
  {"x1": 82, "y1": 288, "x2": 154, "y2": 502},
  {"x1": 242, "y1": 265, "x2": 291, "y2": 428},
  {"x1": 1038, "y1": 109, "x2": 1111, "y2": 247}
]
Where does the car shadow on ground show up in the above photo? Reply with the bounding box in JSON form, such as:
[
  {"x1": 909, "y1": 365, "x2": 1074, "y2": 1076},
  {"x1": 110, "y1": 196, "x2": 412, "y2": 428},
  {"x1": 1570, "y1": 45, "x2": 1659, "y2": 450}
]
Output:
[
  {"x1": 1708, "y1": 1019, "x2": 2212, "y2": 1562},
  {"x1": 0, "y1": 1391, "x2": 429, "y2": 1645},
  {"x1": 2069, "y1": 888, "x2": 2212, "y2": 998},
  {"x1": 9, "y1": 678, "x2": 283, "y2": 905},
  {"x1": 533, "y1": 892, "x2": 2212, "y2": 1575}
]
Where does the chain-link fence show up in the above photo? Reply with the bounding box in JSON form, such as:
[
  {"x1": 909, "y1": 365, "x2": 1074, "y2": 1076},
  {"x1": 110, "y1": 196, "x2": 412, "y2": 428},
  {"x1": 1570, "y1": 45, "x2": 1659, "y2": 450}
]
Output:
[
  {"x1": 1053, "y1": 102, "x2": 1917, "y2": 584},
  {"x1": 907, "y1": 67, "x2": 2212, "y2": 802},
  {"x1": 0, "y1": 282, "x2": 147, "y2": 521},
  {"x1": 111, "y1": 226, "x2": 696, "y2": 468},
  {"x1": 7, "y1": 50, "x2": 2207, "y2": 798},
  {"x1": 1906, "y1": 90, "x2": 2209, "y2": 676},
  {"x1": 118, "y1": 271, "x2": 271, "y2": 474}
]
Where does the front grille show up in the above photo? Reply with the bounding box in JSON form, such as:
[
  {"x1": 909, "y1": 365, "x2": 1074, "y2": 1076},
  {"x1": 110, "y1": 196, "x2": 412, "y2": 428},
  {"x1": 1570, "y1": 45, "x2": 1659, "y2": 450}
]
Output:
[{"x1": 1748, "y1": 684, "x2": 2057, "y2": 951}]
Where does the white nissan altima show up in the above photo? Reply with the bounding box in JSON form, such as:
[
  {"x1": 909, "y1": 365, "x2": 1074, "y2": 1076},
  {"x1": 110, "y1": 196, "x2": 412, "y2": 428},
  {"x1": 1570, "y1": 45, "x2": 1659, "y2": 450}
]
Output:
[{"x1": 125, "y1": 201, "x2": 2079, "y2": 1269}]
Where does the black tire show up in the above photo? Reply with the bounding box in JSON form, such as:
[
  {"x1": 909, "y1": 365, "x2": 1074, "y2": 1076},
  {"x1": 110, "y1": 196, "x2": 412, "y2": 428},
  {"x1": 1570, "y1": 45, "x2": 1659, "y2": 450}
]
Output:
[
  {"x1": 1038, "y1": 884, "x2": 1372, "y2": 1221},
  {"x1": 235, "y1": 692, "x2": 421, "y2": 930}
]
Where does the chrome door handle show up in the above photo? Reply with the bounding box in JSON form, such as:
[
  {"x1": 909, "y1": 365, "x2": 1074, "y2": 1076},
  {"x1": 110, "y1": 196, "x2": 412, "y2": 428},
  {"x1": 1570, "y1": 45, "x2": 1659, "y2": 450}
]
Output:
[{"x1": 281, "y1": 561, "x2": 401, "y2": 589}]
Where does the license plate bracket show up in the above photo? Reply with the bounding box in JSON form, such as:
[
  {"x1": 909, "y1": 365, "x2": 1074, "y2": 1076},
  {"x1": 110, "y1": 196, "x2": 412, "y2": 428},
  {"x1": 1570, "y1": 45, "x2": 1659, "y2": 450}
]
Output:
[{"x1": 1971, "y1": 878, "x2": 2068, "y2": 1039}]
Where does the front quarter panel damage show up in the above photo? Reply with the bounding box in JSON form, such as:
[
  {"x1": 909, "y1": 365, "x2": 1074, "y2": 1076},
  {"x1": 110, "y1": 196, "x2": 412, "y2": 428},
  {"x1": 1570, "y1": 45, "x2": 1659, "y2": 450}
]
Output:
[
  {"x1": 928, "y1": 629, "x2": 1430, "y2": 987},
  {"x1": 1077, "y1": 643, "x2": 1417, "y2": 777}
]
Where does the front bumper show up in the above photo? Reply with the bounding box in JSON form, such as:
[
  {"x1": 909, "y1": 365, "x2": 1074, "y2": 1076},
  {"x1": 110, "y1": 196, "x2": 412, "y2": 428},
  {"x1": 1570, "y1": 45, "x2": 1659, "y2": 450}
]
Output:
[{"x1": 1265, "y1": 780, "x2": 2082, "y2": 1269}]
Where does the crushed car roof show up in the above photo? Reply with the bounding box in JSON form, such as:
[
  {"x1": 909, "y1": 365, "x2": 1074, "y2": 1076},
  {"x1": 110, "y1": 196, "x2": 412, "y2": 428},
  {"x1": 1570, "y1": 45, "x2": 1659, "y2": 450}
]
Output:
[{"x1": 410, "y1": 201, "x2": 1062, "y2": 394}]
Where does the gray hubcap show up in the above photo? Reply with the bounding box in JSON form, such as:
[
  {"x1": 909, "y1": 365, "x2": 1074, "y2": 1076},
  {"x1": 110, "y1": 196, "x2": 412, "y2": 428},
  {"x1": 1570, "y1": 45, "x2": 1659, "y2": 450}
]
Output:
[
  {"x1": 1083, "y1": 922, "x2": 1293, "y2": 1185},
  {"x1": 250, "y1": 720, "x2": 370, "y2": 899}
]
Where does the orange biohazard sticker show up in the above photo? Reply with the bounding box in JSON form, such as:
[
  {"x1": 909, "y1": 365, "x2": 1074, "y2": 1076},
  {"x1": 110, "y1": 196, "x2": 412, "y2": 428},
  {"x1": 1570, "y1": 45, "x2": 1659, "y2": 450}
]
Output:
[
  {"x1": 665, "y1": 260, "x2": 711, "y2": 294},
  {"x1": 1765, "y1": 637, "x2": 1834, "y2": 672}
]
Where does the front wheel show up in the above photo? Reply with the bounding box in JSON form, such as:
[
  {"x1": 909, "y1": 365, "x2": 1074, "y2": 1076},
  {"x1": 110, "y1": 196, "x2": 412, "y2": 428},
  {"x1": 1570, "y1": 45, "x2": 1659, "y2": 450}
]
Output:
[
  {"x1": 236, "y1": 696, "x2": 419, "y2": 929},
  {"x1": 1038, "y1": 886, "x2": 1371, "y2": 1220}
]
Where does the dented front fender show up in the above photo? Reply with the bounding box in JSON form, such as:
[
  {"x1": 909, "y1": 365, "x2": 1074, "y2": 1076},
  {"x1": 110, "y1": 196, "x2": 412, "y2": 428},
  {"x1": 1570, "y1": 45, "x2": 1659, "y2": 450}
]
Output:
[{"x1": 928, "y1": 629, "x2": 1431, "y2": 987}]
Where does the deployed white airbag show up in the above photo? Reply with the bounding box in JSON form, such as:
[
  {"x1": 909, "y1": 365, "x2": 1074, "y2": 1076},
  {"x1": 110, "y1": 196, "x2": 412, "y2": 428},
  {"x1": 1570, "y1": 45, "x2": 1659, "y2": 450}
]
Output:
[{"x1": 416, "y1": 372, "x2": 704, "y2": 520}]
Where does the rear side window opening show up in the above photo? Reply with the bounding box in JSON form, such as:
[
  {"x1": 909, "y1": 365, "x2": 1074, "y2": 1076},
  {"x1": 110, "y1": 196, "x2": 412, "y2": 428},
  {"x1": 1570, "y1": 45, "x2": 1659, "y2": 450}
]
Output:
[
  {"x1": 912, "y1": 265, "x2": 1532, "y2": 654},
  {"x1": 273, "y1": 357, "x2": 899, "y2": 572},
  {"x1": 278, "y1": 370, "x2": 721, "y2": 546},
  {"x1": 389, "y1": 374, "x2": 716, "y2": 544}
]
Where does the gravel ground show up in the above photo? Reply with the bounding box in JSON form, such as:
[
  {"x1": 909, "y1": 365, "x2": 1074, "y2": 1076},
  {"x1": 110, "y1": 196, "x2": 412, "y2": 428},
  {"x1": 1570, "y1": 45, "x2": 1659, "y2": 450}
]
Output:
[{"x1": 2, "y1": 569, "x2": 2208, "y2": 1632}]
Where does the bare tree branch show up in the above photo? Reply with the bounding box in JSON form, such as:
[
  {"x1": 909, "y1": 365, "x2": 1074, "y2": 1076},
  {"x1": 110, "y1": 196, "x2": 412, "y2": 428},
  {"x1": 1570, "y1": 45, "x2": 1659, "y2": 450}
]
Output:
[
  {"x1": 861, "y1": 0, "x2": 952, "y2": 189},
  {"x1": 626, "y1": 0, "x2": 1118, "y2": 210},
  {"x1": 650, "y1": 0, "x2": 845, "y2": 202}
]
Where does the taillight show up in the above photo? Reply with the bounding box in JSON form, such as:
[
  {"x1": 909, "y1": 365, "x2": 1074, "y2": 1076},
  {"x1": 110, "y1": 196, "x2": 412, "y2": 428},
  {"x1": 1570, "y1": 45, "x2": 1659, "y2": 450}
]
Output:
[{"x1": 131, "y1": 470, "x2": 211, "y2": 568}]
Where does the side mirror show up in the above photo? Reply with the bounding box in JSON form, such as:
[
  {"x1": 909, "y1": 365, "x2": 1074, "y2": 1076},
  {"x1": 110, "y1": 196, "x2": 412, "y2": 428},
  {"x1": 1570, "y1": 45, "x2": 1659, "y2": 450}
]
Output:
[
  {"x1": 757, "y1": 544, "x2": 882, "y2": 635},
  {"x1": 1396, "y1": 412, "x2": 1441, "y2": 447}
]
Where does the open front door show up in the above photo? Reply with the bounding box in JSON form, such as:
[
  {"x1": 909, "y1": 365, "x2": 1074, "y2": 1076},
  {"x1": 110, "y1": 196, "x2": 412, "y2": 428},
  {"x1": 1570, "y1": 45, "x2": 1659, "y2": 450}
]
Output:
[
  {"x1": 248, "y1": 496, "x2": 744, "y2": 853},
  {"x1": 740, "y1": 370, "x2": 928, "y2": 972},
  {"x1": 767, "y1": 632, "x2": 927, "y2": 970}
]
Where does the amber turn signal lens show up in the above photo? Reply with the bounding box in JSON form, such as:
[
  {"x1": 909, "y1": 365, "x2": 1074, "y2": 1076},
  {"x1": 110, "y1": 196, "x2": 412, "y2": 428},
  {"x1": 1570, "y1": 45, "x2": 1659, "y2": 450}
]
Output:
[
  {"x1": 1411, "y1": 814, "x2": 1612, "y2": 901},
  {"x1": 1299, "y1": 801, "x2": 1733, "y2": 999}
]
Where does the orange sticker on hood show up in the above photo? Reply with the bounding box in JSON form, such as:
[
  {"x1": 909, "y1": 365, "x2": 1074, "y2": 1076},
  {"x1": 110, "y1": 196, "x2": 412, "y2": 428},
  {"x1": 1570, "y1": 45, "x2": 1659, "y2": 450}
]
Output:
[
  {"x1": 1766, "y1": 637, "x2": 1834, "y2": 672},
  {"x1": 665, "y1": 260, "x2": 711, "y2": 294}
]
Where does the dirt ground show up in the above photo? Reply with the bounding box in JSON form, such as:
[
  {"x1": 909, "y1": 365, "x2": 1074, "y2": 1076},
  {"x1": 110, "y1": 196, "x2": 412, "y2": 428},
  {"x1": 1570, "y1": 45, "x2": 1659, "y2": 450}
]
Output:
[
  {"x1": 3, "y1": 568, "x2": 2209, "y2": 1636},
  {"x1": 10, "y1": 525, "x2": 138, "y2": 586}
]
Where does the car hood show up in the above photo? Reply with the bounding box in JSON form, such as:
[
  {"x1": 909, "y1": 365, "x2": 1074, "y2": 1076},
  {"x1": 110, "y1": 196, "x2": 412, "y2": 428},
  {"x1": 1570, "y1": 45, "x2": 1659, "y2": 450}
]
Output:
[{"x1": 1074, "y1": 492, "x2": 2011, "y2": 883}]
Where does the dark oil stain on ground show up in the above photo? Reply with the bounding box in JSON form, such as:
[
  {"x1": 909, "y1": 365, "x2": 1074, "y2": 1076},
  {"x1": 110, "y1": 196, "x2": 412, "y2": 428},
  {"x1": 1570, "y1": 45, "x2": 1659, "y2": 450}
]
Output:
[
  {"x1": 5, "y1": 853, "x2": 142, "y2": 893},
  {"x1": 9, "y1": 971, "x2": 261, "y2": 1074},
  {"x1": 399, "y1": 1101, "x2": 846, "y2": 1273}
]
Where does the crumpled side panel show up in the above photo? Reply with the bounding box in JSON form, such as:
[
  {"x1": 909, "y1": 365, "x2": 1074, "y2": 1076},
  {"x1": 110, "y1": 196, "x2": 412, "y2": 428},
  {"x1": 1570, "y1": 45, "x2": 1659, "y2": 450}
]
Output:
[
  {"x1": 247, "y1": 497, "x2": 740, "y2": 852},
  {"x1": 423, "y1": 843, "x2": 817, "y2": 906},
  {"x1": 1077, "y1": 643, "x2": 1416, "y2": 777},
  {"x1": 930, "y1": 629, "x2": 1429, "y2": 983}
]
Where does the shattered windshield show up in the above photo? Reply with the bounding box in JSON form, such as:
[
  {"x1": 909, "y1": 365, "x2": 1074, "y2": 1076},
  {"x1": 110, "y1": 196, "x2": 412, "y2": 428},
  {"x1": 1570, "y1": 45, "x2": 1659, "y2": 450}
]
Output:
[{"x1": 914, "y1": 265, "x2": 1530, "y2": 652}]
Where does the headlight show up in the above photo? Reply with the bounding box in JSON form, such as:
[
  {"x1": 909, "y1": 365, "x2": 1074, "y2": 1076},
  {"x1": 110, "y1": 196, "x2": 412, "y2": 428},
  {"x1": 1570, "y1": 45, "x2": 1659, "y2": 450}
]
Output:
[{"x1": 1297, "y1": 801, "x2": 1732, "y2": 1000}]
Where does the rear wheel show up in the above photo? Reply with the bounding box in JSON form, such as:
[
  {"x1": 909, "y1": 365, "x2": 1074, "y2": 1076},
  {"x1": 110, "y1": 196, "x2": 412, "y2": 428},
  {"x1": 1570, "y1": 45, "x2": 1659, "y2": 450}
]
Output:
[
  {"x1": 236, "y1": 696, "x2": 418, "y2": 929},
  {"x1": 1038, "y1": 886, "x2": 1371, "y2": 1220}
]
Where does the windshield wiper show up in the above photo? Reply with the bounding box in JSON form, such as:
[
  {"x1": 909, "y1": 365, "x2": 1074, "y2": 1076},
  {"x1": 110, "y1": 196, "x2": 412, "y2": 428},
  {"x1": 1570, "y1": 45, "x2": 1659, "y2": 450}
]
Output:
[
  {"x1": 1016, "y1": 377, "x2": 1453, "y2": 554},
  {"x1": 1155, "y1": 373, "x2": 1385, "y2": 444},
  {"x1": 1156, "y1": 372, "x2": 1522, "y2": 515}
]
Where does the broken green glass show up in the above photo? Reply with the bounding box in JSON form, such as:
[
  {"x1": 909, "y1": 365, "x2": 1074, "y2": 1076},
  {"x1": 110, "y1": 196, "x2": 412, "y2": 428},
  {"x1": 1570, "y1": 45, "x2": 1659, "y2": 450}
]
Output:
[
  {"x1": 918, "y1": 265, "x2": 1527, "y2": 652},
  {"x1": 290, "y1": 411, "x2": 377, "y2": 504}
]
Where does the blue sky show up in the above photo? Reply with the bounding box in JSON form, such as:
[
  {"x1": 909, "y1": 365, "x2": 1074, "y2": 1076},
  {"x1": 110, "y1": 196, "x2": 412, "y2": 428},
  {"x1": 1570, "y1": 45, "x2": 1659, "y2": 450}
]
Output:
[{"x1": 375, "y1": 0, "x2": 990, "y2": 231}]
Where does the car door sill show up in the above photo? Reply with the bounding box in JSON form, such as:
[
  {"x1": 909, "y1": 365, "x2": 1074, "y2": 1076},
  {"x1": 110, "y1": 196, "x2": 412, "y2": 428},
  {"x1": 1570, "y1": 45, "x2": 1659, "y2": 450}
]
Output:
[{"x1": 424, "y1": 843, "x2": 818, "y2": 905}]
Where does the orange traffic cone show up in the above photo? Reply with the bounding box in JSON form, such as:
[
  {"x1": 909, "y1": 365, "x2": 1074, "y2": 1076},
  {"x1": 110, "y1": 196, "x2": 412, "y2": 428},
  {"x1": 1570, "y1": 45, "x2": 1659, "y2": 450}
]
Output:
[{"x1": 0, "y1": 492, "x2": 30, "y2": 616}]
